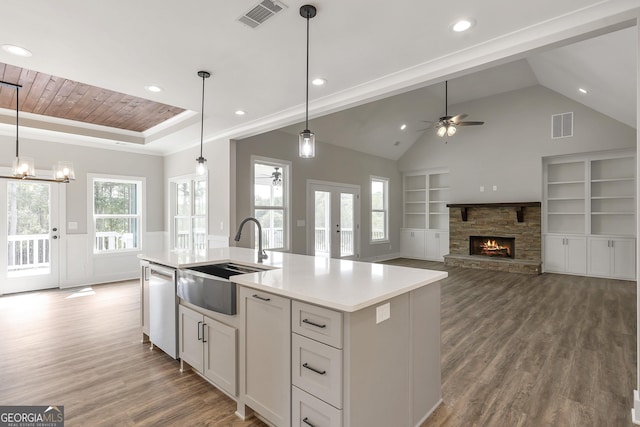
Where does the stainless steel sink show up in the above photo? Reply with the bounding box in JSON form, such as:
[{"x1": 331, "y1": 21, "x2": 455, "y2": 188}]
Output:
[{"x1": 177, "y1": 263, "x2": 266, "y2": 315}]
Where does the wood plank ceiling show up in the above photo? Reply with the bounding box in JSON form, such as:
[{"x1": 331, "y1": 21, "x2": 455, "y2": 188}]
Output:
[{"x1": 0, "y1": 63, "x2": 185, "y2": 132}]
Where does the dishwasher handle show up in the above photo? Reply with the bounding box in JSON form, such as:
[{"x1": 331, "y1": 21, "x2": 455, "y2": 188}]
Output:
[{"x1": 149, "y1": 264, "x2": 176, "y2": 280}]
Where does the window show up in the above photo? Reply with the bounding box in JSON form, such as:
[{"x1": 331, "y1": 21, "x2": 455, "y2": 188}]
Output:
[
  {"x1": 252, "y1": 157, "x2": 290, "y2": 251},
  {"x1": 370, "y1": 176, "x2": 388, "y2": 242},
  {"x1": 92, "y1": 176, "x2": 143, "y2": 253},
  {"x1": 171, "y1": 175, "x2": 207, "y2": 251}
]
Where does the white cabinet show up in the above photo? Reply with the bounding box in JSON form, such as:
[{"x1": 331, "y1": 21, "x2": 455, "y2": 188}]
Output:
[
  {"x1": 400, "y1": 229, "x2": 425, "y2": 259},
  {"x1": 426, "y1": 230, "x2": 449, "y2": 261},
  {"x1": 587, "y1": 237, "x2": 636, "y2": 280},
  {"x1": 179, "y1": 305, "x2": 237, "y2": 396},
  {"x1": 543, "y1": 235, "x2": 586, "y2": 275},
  {"x1": 240, "y1": 287, "x2": 290, "y2": 427},
  {"x1": 140, "y1": 261, "x2": 150, "y2": 341}
]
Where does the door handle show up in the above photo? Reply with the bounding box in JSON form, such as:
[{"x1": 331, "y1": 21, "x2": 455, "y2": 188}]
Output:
[
  {"x1": 52, "y1": 235, "x2": 59, "y2": 240},
  {"x1": 336, "y1": 224, "x2": 340, "y2": 233}
]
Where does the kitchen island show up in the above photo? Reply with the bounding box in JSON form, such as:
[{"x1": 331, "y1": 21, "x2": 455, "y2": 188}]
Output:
[{"x1": 139, "y1": 247, "x2": 447, "y2": 427}]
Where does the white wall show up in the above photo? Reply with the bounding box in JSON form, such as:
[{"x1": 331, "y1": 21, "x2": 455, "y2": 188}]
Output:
[
  {"x1": 233, "y1": 130, "x2": 402, "y2": 261},
  {"x1": 0, "y1": 135, "x2": 165, "y2": 287},
  {"x1": 398, "y1": 85, "x2": 637, "y2": 202}
]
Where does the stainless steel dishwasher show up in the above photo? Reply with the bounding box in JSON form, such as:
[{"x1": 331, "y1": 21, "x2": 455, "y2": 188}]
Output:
[{"x1": 149, "y1": 263, "x2": 178, "y2": 359}]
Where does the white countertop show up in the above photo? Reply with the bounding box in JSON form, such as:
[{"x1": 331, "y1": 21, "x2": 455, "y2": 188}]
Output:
[{"x1": 139, "y1": 247, "x2": 447, "y2": 312}]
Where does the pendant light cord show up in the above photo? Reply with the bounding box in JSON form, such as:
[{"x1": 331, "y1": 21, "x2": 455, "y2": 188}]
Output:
[
  {"x1": 200, "y1": 74, "x2": 205, "y2": 159},
  {"x1": 305, "y1": 13, "x2": 310, "y2": 130}
]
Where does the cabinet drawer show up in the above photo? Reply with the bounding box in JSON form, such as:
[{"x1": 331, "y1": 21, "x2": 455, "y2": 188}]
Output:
[
  {"x1": 292, "y1": 386, "x2": 342, "y2": 427},
  {"x1": 292, "y1": 333, "x2": 343, "y2": 409},
  {"x1": 292, "y1": 300, "x2": 343, "y2": 349}
]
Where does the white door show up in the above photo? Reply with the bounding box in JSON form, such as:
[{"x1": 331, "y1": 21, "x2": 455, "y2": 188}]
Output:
[
  {"x1": 307, "y1": 182, "x2": 360, "y2": 260},
  {"x1": 0, "y1": 178, "x2": 61, "y2": 294}
]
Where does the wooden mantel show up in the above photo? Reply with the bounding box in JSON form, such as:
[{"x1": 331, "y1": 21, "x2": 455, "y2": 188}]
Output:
[{"x1": 446, "y1": 202, "x2": 541, "y2": 222}]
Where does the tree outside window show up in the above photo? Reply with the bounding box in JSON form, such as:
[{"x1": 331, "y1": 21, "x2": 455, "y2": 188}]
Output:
[
  {"x1": 93, "y1": 178, "x2": 142, "y2": 252},
  {"x1": 371, "y1": 177, "x2": 388, "y2": 242}
]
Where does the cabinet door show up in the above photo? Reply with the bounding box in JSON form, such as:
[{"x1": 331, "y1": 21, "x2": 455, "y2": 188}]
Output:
[
  {"x1": 565, "y1": 236, "x2": 587, "y2": 275},
  {"x1": 400, "y1": 229, "x2": 423, "y2": 258},
  {"x1": 204, "y1": 317, "x2": 237, "y2": 397},
  {"x1": 543, "y1": 235, "x2": 566, "y2": 273},
  {"x1": 179, "y1": 305, "x2": 204, "y2": 372},
  {"x1": 611, "y1": 238, "x2": 636, "y2": 280},
  {"x1": 242, "y1": 288, "x2": 291, "y2": 427},
  {"x1": 587, "y1": 237, "x2": 611, "y2": 277},
  {"x1": 425, "y1": 231, "x2": 439, "y2": 260}
]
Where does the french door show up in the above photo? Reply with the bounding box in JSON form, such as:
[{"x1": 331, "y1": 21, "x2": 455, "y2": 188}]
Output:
[
  {"x1": 307, "y1": 181, "x2": 360, "y2": 260},
  {"x1": 0, "y1": 176, "x2": 60, "y2": 294}
]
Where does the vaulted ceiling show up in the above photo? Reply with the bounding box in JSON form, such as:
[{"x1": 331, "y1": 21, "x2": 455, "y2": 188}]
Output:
[{"x1": 0, "y1": 0, "x2": 637, "y2": 158}]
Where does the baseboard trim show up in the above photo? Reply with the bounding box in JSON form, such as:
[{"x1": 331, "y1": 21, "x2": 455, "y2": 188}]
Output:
[
  {"x1": 415, "y1": 398, "x2": 443, "y2": 427},
  {"x1": 632, "y1": 390, "x2": 640, "y2": 424},
  {"x1": 361, "y1": 252, "x2": 402, "y2": 262}
]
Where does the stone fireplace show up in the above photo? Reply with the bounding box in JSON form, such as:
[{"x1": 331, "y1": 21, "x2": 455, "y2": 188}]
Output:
[{"x1": 444, "y1": 203, "x2": 541, "y2": 274}]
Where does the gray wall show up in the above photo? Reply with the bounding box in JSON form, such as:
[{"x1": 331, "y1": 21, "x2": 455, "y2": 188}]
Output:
[
  {"x1": 234, "y1": 130, "x2": 402, "y2": 260},
  {"x1": 0, "y1": 135, "x2": 164, "y2": 233},
  {"x1": 398, "y1": 85, "x2": 637, "y2": 202}
]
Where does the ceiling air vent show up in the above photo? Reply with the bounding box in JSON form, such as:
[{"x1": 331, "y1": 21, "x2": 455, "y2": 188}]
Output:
[
  {"x1": 551, "y1": 112, "x2": 573, "y2": 139},
  {"x1": 238, "y1": 0, "x2": 285, "y2": 29}
]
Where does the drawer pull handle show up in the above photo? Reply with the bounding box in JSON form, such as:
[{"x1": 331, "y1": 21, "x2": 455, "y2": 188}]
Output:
[
  {"x1": 302, "y1": 318, "x2": 326, "y2": 329},
  {"x1": 302, "y1": 417, "x2": 315, "y2": 427},
  {"x1": 303, "y1": 362, "x2": 326, "y2": 375},
  {"x1": 252, "y1": 294, "x2": 271, "y2": 302}
]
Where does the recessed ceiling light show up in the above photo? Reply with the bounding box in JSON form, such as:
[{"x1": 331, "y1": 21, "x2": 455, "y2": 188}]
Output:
[
  {"x1": 235, "y1": 110, "x2": 246, "y2": 116},
  {"x1": 578, "y1": 88, "x2": 588, "y2": 94},
  {"x1": 400, "y1": 124, "x2": 407, "y2": 130},
  {"x1": 451, "y1": 19, "x2": 474, "y2": 32},
  {"x1": 311, "y1": 78, "x2": 326, "y2": 86},
  {"x1": 1, "y1": 44, "x2": 32, "y2": 57},
  {"x1": 145, "y1": 85, "x2": 163, "y2": 93}
]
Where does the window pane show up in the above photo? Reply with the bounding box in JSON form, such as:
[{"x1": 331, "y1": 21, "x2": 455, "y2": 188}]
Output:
[
  {"x1": 340, "y1": 193, "x2": 354, "y2": 257},
  {"x1": 254, "y1": 163, "x2": 283, "y2": 207},
  {"x1": 94, "y1": 181, "x2": 137, "y2": 215},
  {"x1": 174, "y1": 218, "x2": 190, "y2": 250},
  {"x1": 95, "y1": 217, "x2": 138, "y2": 251},
  {"x1": 194, "y1": 180, "x2": 206, "y2": 215},
  {"x1": 371, "y1": 180, "x2": 384, "y2": 210},
  {"x1": 193, "y1": 217, "x2": 207, "y2": 251},
  {"x1": 371, "y1": 212, "x2": 386, "y2": 240},
  {"x1": 255, "y1": 209, "x2": 284, "y2": 250},
  {"x1": 176, "y1": 182, "x2": 191, "y2": 216}
]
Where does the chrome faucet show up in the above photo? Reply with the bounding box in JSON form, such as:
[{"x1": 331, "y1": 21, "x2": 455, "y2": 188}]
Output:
[{"x1": 234, "y1": 217, "x2": 268, "y2": 263}]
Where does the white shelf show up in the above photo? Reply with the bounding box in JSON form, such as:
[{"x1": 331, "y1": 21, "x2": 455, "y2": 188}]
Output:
[
  {"x1": 405, "y1": 189, "x2": 427, "y2": 192},
  {"x1": 591, "y1": 212, "x2": 634, "y2": 215},
  {"x1": 591, "y1": 196, "x2": 634, "y2": 200},
  {"x1": 548, "y1": 212, "x2": 585, "y2": 215},
  {"x1": 548, "y1": 180, "x2": 585, "y2": 185},
  {"x1": 591, "y1": 178, "x2": 634, "y2": 183},
  {"x1": 547, "y1": 197, "x2": 585, "y2": 201},
  {"x1": 429, "y1": 187, "x2": 448, "y2": 191}
]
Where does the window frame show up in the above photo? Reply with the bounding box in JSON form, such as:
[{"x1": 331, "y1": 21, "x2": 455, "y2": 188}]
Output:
[
  {"x1": 88, "y1": 174, "x2": 145, "y2": 255},
  {"x1": 370, "y1": 175, "x2": 389, "y2": 244},
  {"x1": 250, "y1": 156, "x2": 291, "y2": 252},
  {"x1": 169, "y1": 173, "x2": 208, "y2": 251}
]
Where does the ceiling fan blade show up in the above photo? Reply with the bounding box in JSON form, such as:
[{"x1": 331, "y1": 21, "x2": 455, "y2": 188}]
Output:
[
  {"x1": 456, "y1": 121, "x2": 485, "y2": 126},
  {"x1": 421, "y1": 120, "x2": 435, "y2": 124},
  {"x1": 449, "y1": 114, "x2": 467, "y2": 123}
]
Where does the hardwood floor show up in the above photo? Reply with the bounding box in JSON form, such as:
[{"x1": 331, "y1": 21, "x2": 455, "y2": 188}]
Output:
[
  {"x1": 383, "y1": 259, "x2": 636, "y2": 427},
  {"x1": 0, "y1": 263, "x2": 635, "y2": 426}
]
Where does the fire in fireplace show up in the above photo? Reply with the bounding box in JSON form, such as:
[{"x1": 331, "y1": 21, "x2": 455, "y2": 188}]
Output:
[{"x1": 469, "y1": 236, "x2": 515, "y2": 259}]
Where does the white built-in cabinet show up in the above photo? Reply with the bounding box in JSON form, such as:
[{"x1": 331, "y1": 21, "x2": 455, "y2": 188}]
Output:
[
  {"x1": 178, "y1": 305, "x2": 237, "y2": 396},
  {"x1": 401, "y1": 169, "x2": 449, "y2": 261},
  {"x1": 543, "y1": 150, "x2": 636, "y2": 280}
]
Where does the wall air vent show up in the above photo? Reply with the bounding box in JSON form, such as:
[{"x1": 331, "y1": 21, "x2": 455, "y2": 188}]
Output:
[
  {"x1": 551, "y1": 112, "x2": 573, "y2": 139},
  {"x1": 238, "y1": 0, "x2": 286, "y2": 29}
]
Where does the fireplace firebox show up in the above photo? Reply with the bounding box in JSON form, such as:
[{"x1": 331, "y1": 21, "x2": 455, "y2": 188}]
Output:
[{"x1": 469, "y1": 236, "x2": 515, "y2": 259}]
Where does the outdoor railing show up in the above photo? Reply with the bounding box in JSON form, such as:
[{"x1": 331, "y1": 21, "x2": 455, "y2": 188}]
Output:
[{"x1": 7, "y1": 234, "x2": 50, "y2": 271}]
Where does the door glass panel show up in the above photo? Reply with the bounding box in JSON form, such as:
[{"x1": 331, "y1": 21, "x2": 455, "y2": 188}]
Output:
[
  {"x1": 314, "y1": 191, "x2": 331, "y2": 258},
  {"x1": 340, "y1": 193, "x2": 354, "y2": 257},
  {"x1": 194, "y1": 180, "x2": 207, "y2": 216},
  {"x1": 7, "y1": 182, "x2": 51, "y2": 276}
]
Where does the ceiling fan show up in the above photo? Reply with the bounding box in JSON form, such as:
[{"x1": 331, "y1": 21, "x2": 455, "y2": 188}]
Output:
[
  {"x1": 257, "y1": 167, "x2": 283, "y2": 186},
  {"x1": 422, "y1": 80, "x2": 485, "y2": 140}
]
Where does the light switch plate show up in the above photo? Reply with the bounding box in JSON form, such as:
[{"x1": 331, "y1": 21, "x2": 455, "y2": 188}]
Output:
[
  {"x1": 480, "y1": 186, "x2": 485, "y2": 192},
  {"x1": 376, "y1": 302, "x2": 390, "y2": 324}
]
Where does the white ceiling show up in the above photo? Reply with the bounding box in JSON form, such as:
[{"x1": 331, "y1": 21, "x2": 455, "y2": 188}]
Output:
[{"x1": 0, "y1": 0, "x2": 637, "y2": 157}]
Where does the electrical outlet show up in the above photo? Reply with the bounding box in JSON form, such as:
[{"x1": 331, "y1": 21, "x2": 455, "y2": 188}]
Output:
[
  {"x1": 376, "y1": 303, "x2": 390, "y2": 324},
  {"x1": 220, "y1": 221, "x2": 224, "y2": 230}
]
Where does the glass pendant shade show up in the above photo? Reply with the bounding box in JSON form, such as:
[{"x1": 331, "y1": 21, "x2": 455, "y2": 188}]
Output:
[
  {"x1": 299, "y1": 130, "x2": 315, "y2": 158},
  {"x1": 53, "y1": 161, "x2": 76, "y2": 181},
  {"x1": 196, "y1": 157, "x2": 207, "y2": 176},
  {"x1": 12, "y1": 156, "x2": 35, "y2": 177},
  {"x1": 436, "y1": 126, "x2": 447, "y2": 137},
  {"x1": 447, "y1": 125, "x2": 457, "y2": 136}
]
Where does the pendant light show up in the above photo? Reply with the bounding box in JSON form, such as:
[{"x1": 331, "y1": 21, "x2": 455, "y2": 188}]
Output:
[
  {"x1": 0, "y1": 79, "x2": 74, "y2": 183},
  {"x1": 195, "y1": 70, "x2": 211, "y2": 176},
  {"x1": 299, "y1": 4, "x2": 317, "y2": 159}
]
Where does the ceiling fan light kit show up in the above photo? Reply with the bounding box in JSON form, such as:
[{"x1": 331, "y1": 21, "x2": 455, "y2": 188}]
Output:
[
  {"x1": 299, "y1": 4, "x2": 317, "y2": 159},
  {"x1": 434, "y1": 80, "x2": 484, "y2": 141}
]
